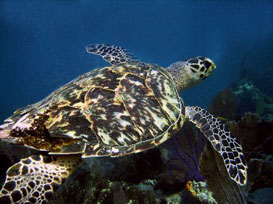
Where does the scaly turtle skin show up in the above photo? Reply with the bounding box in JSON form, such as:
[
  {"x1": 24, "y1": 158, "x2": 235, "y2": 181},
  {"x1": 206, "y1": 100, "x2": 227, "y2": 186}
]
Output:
[{"x1": 0, "y1": 44, "x2": 247, "y2": 204}]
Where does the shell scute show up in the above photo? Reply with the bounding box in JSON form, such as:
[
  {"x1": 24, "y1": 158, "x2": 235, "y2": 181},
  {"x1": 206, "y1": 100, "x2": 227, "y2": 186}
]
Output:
[
  {"x1": 83, "y1": 87, "x2": 140, "y2": 146},
  {"x1": 78, "y1": 67, "x2": 122, "y2": 91},
  {"x1": 118, "y1": 73, "x2": 171, "y2": 139},
  {"x1": 112, "y1": 63, "x2": 148, "y2": 78},
  {"x1": 146, "y1": 67, "x2": 181, "y2": 122}
]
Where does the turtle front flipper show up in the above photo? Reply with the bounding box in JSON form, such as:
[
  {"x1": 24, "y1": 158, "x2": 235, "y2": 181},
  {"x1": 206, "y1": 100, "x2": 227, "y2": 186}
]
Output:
[
  {"x1": 0, "y1": 155, "x2": 81, "y2": 204},
  {"x1": 86, "y1": 44, "x2": 139, "y2": 65},
  {"x1": 185, "y1": 106, "x2": 247, "y2": 186}
]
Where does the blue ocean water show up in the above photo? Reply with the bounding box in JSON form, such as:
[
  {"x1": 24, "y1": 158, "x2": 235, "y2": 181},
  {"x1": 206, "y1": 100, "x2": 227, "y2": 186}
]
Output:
[{"x1": 0, "y1": 0, "x2": 272, "y2": 123}]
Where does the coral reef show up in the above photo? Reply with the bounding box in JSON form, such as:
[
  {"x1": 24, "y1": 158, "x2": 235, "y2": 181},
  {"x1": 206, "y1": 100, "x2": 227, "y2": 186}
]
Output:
[
  {"x1": 227, "y1": 113, "x2": 273, "y2": 192},
  {"x1": 208, "y1": 88, "x2": 238, "y2": 120},
  {"x1": 48, "y1": 124, "x2": 209, "y2": 204},
  {"x1": 204, "y1": 80, "x2": 273, "y2": 203},
  {"x1": 233, "y1": 81, "x2": 273, "y2": 120},
  {"x1": 46, "y1": 111, "x2": 273, "y2": 204},
  {"x1": 239, "y1": 54, "x2": 273, "y2": 99},
  {"x1": 0, "y1": 122, "x2": 210, "y2": 203},
  {"x1": 234, "y1": 54, "x2": 273, "y2": 121},
  {"x1": 209, "y1": 80, "x2": 273, "y2": 122},
  {"x1": 200, "y1": 142, "x2": 247, "y2": 204},
  {"x1": 159, "y1": 122, "x2": 206, "y2": 184},
  {"x1": 48, "y1": 151, "x2": 170, "y2": 204},
  {"x1": 185, "y1": 181, "x2": 217, "y2": 204},
  {"x1": 248, "y1": 187, "x2": 273, "y2": 204}
]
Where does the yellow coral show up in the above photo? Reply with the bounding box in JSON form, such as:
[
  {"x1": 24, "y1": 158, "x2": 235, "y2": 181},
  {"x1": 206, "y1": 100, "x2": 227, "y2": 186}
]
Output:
[{"x1": 185, "y1": 181, "x2": 197, "y2": 197}]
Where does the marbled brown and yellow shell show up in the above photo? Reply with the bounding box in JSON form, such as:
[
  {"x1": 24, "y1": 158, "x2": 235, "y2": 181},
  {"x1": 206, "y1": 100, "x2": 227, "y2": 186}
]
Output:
[{"x1": 6, "y1": 63, "x2": 184, "y2": 157}]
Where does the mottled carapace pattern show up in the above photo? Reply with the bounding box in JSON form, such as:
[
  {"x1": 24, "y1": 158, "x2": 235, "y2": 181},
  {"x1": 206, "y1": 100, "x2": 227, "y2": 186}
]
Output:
[{"x1": 3, "y1": 63, "x2": 183, "y2": 157}]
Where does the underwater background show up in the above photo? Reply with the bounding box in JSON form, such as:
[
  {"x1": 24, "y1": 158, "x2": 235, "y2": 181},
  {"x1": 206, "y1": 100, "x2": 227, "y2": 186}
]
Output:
[{"x1": 0, "y1": 0, "x2": 273, "y2": 204}]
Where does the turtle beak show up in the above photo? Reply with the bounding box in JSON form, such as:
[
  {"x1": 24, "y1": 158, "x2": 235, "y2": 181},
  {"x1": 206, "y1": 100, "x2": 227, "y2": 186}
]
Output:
[
  {"x1": 204, "y1": 57, "x2": 216, "y2": 71},
  {"x1": 0, "y1": 122, "x2": 24, "y2": 145},
  {"x1": 202, "y1": 57, "x2": 216, "y2": 78}
]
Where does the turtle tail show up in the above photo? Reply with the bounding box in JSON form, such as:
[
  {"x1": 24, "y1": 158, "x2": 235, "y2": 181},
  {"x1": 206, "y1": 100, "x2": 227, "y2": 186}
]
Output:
[
  {"x1": 0, "y1": 120, "x2": 24, "y2": 145},
  {"x1": 185, "y1": 106, "x2": 247, "y2": 186},
  {"x1": 0, "y1": 123, "x2": 11, "y2": 139},
  {"x1": 0, "y1": 155, "x2": 82, "y2": 204}
]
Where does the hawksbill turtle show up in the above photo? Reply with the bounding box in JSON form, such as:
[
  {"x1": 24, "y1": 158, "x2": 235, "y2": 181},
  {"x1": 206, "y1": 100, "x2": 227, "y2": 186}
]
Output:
[{"x1": 0, "y1": 44, "x2": 247, "y2": 203}]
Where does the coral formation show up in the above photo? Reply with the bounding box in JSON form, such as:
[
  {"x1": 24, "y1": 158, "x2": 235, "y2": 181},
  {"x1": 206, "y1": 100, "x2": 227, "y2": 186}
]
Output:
[
  {"x1": 248, "y1": 187, "x2": 273, "y2": 204},
  {"x1": 233, "y1": 81, "x2": 273, "y2": 120},
  {"x1": 46, "y1": 111, "x2": 273, "y2": 204},
  {"x1": 159, "y1": 122, "x2": 206, "y2": 184},
  {"x1": 203, "y1": 78, "x2": 273, "y2": 203},
  {"x1": 208, "y1": 88, "x2": 238, "y2": 120},
  {"x1": 0, "y1": 122, "x2": 208, "y2": 203},
  {"x1": 185, "y1": 181, "x2": 217, "y2": 204},
  {"x1": 227, "y1": 113, "x2": 273, "y2": 192},
  {"x1": 200, "y1": 142, "x2": 247, "y2": 204},
  {"x1": 234, "y1": 55, "x2": 273, "y2": 121},
  {"x1": 47, "y1": 125, "x2": 209, "y2": 204},
  {"x1": 209, "y1": 81, "x2": 273, "y2": 122},
  {"x1": 239, "y1": 54, "x2": 273, "y2": 99}
]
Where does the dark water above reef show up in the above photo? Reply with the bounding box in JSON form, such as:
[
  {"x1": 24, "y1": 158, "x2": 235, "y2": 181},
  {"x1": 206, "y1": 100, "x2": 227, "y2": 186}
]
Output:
[{"x1": 0, "y1": 0, "x2": 272, "y2": 122}]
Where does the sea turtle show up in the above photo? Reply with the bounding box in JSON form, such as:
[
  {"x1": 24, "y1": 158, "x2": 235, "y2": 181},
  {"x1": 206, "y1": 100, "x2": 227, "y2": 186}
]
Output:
[{"x1": 0, "y1": 44, "x2": 247, "y2": 203}]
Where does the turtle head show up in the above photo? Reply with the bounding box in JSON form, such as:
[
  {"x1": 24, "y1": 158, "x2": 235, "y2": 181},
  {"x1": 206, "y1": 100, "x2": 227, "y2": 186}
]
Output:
[{"x1": 167, "y1": 57, "x2": 216, "y2": 91}]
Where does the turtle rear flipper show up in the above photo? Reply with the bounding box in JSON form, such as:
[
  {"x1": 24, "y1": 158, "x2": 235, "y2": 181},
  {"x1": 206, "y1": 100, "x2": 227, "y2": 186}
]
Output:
[
  {"x1": 86, "y1": 44, "x2": 139, "y2": 65},
  {"x1": 0, "y1": 155, "x2": 81, "y2": 204},
  {"x1": 185, "y1": 106, "x2": 247, "y2": 186}
]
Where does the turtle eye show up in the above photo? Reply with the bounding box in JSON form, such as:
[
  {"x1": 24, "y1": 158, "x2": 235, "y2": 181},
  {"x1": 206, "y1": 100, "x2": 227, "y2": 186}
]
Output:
[
  {"x1": 191, "y1": 64, "x2": 200, "y2": 69},
  {"x1": 204, "y1": 60, "x2": 213, "y2": 69}
]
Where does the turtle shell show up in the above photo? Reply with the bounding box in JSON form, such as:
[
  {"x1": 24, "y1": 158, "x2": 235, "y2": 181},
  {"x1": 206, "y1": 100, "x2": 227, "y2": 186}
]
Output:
[{"x1": 4, "y1": 63, "x2": 184, "y2": 157}]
